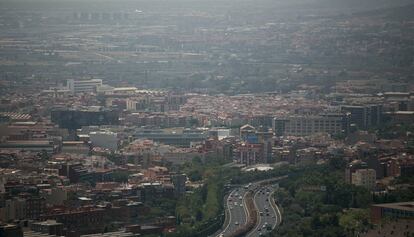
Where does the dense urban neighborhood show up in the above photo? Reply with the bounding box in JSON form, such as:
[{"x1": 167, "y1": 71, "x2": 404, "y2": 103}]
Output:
[{"x1": 0, "y1": 0, "x2": 413, "y2": 237}]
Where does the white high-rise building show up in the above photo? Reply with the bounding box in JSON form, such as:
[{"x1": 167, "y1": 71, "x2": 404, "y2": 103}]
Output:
[{"x1": 67, "y1": 79, "x2": 103, "y2": 93}]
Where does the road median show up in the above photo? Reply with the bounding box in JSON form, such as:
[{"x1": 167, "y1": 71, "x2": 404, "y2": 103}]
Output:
[{"x1": 225, "y1": 190, "x2": 257, "y2": 237}]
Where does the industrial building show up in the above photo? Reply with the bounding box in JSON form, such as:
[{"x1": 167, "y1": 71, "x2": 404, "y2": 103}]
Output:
[{"x1": 67, "y1": 79, "x2": 103, "y2": 93}]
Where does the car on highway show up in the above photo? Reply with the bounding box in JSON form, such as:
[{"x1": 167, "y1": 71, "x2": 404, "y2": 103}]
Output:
[
  {"x1": 235, "y1": 222, "x2": 239, "y2": 225},
  {"x1": 263, "y1": 222, "x2": 271, "y2": 231}
]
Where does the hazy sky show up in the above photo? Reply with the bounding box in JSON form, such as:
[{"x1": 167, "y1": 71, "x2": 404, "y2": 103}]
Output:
[{"x1": 1, "y1": 0, "x2": 413, "y2": 12}]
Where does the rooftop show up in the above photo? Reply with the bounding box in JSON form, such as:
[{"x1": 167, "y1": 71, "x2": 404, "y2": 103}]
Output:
[{"x1": 372, "y1": 202, "x2": 414, "y2": 212}]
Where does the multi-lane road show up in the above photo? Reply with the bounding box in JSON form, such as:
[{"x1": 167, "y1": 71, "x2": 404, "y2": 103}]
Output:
[
  {"x1": 247, "y1": 186, "x2": 280, "y2": 237},
  {"x1": 214, "y1": 183, "x2": 282, "y2": 237},
  {"x1": 218, "y1": 188, "x2": 249, "y2": 236}
]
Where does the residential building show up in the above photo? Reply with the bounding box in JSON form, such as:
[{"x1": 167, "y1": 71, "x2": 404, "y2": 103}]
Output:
[
  {"x1": 0, "y1": 198, "x2": 26, "y2": 222},
  {"x1": 25, "y1": 197, "x2": 46, "y2": 220},
  {"x1": 30, "y1": 220, "x2": 64, "y2": 236},
  {"x1": 345, "y1": 160, "x2": 368, "y2": 184},
  {"x1": 273, "y1": 113, "x2": 346, "y2": 137},
  {"x1": 341, "y1": 104, "x2": 382, "y2": 130},
  {"x1": 171, "y1": 174, "x2": 186, "y2": 197},
  {"x1": 0, "y1": 224, "x2": 23, "y2": 237},
  {"x1": 51, "y1": 108, "x2": 119, "y2": 130},
  {"x1": 351, "y1": 169, "x2": 376, "y2": 190},
  {"x1": 384, "y1": 111, "x2": 414, "y2": 125},
  {"x1": 234, "y1": 143, "x2": 264, "y2": 165}
]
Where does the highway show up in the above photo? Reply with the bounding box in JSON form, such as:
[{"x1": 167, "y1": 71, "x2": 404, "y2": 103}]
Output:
[
  {"x1": 218, "y1": 188, "x2": 249, "y2": 236},
  {"x1": 247, "y1": 186, "x2": 280, "y2": 237},
  {"x1": 214, "y1": 177, "x2": 287, "y2": 237}
]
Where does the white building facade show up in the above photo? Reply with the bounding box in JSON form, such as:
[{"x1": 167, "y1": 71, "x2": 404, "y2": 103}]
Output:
[{"x1": 67, "y1": 79, "x2": 103, "y2": 93}]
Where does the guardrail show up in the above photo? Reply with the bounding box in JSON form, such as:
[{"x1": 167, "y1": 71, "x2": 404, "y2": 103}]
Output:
[
  {"x1": 269, "y1": 190, "x2": 282, "y2": 227},
  {"x1": 220, "y1": 175, "x2": 289, "y2": 237}
]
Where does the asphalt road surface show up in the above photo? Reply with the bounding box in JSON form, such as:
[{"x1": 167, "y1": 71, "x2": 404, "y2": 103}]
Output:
[
  {"x1": 247, "y1": 186, "x2": 280, "y2": 237},
  {"x1": 218, "y1": 188, "x2": 249, "y2": 236},
  {"x1": 214, "y1": 179, "x2": 285, "y2": 237}
]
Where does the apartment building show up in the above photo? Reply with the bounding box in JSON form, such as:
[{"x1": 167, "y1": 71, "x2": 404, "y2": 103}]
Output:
[
  {"x1": 351, "y1": 169, "x2": 376, "y2": 190},
  {"x1": 273, "y1": 113, "x2": 346, "y2": 136}
]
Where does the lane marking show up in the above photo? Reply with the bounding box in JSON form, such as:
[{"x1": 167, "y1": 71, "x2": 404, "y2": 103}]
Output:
[
  {"x1": 220, "y1": 189, "x2": 236, "y2": 236},
  {"x1": 269, "y1": 189, "x2": 281, "y2": 229}
]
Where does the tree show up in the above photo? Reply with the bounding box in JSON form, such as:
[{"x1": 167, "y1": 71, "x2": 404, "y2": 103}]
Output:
[
  {"x1": 328, "y1": 156, "x2": 347, "y2": 170},
  {"x1": 189, "y1": 118, "x2": 199, "y2": 127},
  {"x1": 192, "y1": 156, "x2": 203, "y2": 165},
  {"x1": 339, "y1": 209, "x2": 370, "y2": 237},
  {"x1": 352, "y1": 186, "x2": 372, "y2": 208},
  {"x1": 37, "y1": 150, "x2": 50, "y2": 161},
  {"x1": 188, "y1": 170, "x2": 202, "y2": 182}
]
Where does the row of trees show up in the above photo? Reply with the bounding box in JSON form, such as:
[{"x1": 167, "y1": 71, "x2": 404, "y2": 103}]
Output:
[
  {"x1": 168, "y1": 157, "x2": 228, "y2": 237},
  {"x1": 270, "y1": 164, "x2": 372, "y2": 237}
]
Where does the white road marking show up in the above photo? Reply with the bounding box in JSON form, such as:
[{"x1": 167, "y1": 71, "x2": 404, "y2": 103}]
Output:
[
  {"x1": 220, "y1": 189, "x2": 236, "y2": 236},
  {"x1": 269, "y1": 190, "x2": 281, "y2": 229}
]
